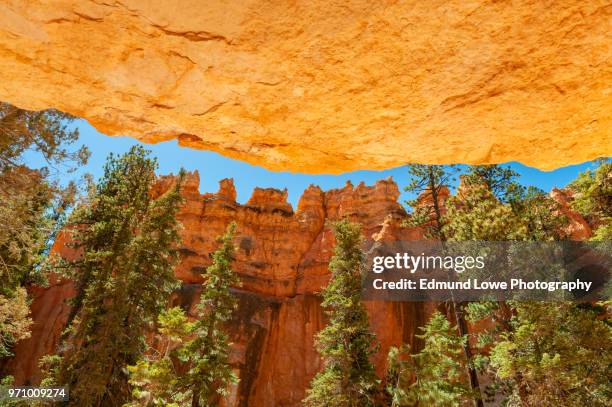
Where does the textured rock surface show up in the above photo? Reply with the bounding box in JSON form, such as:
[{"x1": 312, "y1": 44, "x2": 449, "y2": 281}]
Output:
[
  {"x1": 1, "y1": 0, "x2": 610, "y2": 172},
  {"x1": 4, "y1": 173, "x2": 593, "y2": 406},
  {"x1": 551, "y1": 188, "x2": 593, "y2": 240},
  {"x1": 6, "y1": 173, "x2": 431, "y2": 405}
]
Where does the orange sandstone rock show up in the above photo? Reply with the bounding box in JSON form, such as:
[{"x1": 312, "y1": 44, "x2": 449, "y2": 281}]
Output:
[
  {"x1": 4, "y1": 174, "x2": 594, "y2": 406},
  {"x1": 0, "y1": 1, "x2": 610, "y2": 172},
  {"x1": 551, "y1": 188, "x2": 593, "y2": 240},
  {"x1": 7, "y1": 174, "x2": 424, "y2": 406}
]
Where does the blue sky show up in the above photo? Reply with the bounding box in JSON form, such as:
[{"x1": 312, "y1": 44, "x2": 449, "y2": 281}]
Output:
[{"x1": 23, "y1": 119, "x2": 599, "y2": 209}]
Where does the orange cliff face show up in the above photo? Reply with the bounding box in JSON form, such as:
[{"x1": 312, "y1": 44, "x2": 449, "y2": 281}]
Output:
[
  {"x1": 5, "y1": 172, "x2": 592, "y2": 406},
  {"x1": 6, "y1": 172, "x2": 429, "y2": 406}
]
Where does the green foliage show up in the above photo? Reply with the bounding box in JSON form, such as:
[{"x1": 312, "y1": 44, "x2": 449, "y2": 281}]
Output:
[
  {"x1": 0, "y1": 287, "x2": 31, "y2": 358},
  {"x1": 304, "y1": 220, "x2": 379, "y2": 407},
  {"x1": 0, "y1": 102, "x2": 87, "y2": 377},
  {"x1": 446, "y1": 165, "x2": 566, "y2": 242},
  {"x1": 127, "y1": 307, "x2": 193, "y2": 406},
  {"x1": 403, "y1": 164, "x2": 458, "y2": 239},
  {"x1": 402, "y1": 164, "x2": 483, "y2": 406},
  {"x1": 386, "y1": 312, "x2": 471, "y2": 407},
  {"x1": 180, "y1": 222, "x2": 240, "y2": 407},
  {"x1": 490, "y1": 302, "x2": 611, "y2": 406},
  {"x1": 385, "y1": 344, "x2": 412, "y2": 407},
  {"x1": 48, "y1": 146, "x2": 183, "y2": 406},
  {"x1": 0, "y1": 102, "x2": 88, "y2": 291},
  {"x1": 446, "y1": 183, "x2": 523, "y2": 242},
  {"x1": 128, "y1": 222, "x2": 240, "y2": 407},
  {"x1": 509, "y1": 186, "x2": 567, "y2": 241},
  {"x1": 444, "y1": 164, "x2": 607, "y2": 406},
  {"x1": 402, "y1": 164, "x2": 581, "y2": 405},
  {"x1": 568, "y1": 159, "x2": 611, "y2": 240},
  {"x1": 39, "y1": 354, "x2": 62, "y2": 387},
  {"x1": 462, "y1": 165, "x2": 523, "y2": 204},
  {"x1": 0, "y1": 102, "x2": 88, "y2": 175}
]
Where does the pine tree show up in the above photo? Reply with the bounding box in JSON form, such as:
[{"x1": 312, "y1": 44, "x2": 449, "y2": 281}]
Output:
[
  {"x1": 448, "y1": 165, "x2": 610, "y2": 406},
  {"x1": 0, "y1": 287, "x2": 31, "y2": 358},
  {"x1": 399, "y1": 163, "x2": 610, "y2": 406},
  {"x1": 385, "y1": 344, "x2": 412, "y2": 407},
  {"x1": 49, "y1": 146, "x2": 184, "y2": 406},
  {"x1": 0, "y1": 102, "x2": 87, "y2": 373},
  {"x1": 387, "y1": 312, "x2": 472, "y2": 407},
  {"x1": 182, "y1": 221, "x2": 239, "y2": 407},
  {"x1": 461, "y1": 165, "x2": 523, "y2": 204},
  {"x1": 0, "y1": 102, "x2": 88, "y2": 288},
  {"x1": 402, "y1": 164, "x2": 482, "y2": 406},
  {"x1": 456, "y1": 164, "x2": 566, "y2": 241},
  {"x1": 567, "y1": 158, "x2": 611, "y2": 240},
  {"x1": 304, "y1": 220, "x2": 379, "y2": 407},
  {"x1": 127, "y1": 307, "x2": 193, "y2": 406},
  {"x1": 403, "y1": 164, "x2": 458, "y2": 240},
  {"x1": 490, "y1": 302, "x2": 611, "y2": 406},
  {"x1": 128, "y1": 222, "x2": 240, "y2": 407},
  {"x1": 460, "y1": 165, "x2": 610, "y2": 406}
]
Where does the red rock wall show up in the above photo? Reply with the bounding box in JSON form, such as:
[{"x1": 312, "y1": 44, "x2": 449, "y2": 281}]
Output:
[
  {"x1": 4, "y1": 172, "x2": 591, "y2": 406},
  {"x1": 6, "y1": 172, "x2": 431, "y2": 406}
]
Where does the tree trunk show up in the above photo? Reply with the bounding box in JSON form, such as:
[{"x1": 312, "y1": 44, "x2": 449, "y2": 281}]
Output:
[
  {"x1": 191, "y1": 384, "x2": 201, "y2": 407},
  {"x1": 428, "y1": 168, "x2": 483, "y2": 407},
  {"x1": 453, "y1": 301, "x2": 484, "y2": 407}
]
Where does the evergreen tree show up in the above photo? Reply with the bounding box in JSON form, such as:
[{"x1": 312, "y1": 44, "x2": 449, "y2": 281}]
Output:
[
  {"x1": 0, "y1": 102, "x2": 88, "y2": 288},
  {"x1": 181, "y1": 222, "x2": 239, "y2": 407},
  {"x1": 0, "y1": 102, "x2": 87, "y2": 371},
  {"x1": 567, "y1": 158, "x2": 611, "y2": 240},
  {"x1": 402, "y1": 164, "x2": 482, "y2": 406},
  {"x1": 403, "y1": 164, "x2": 457, "y2": 240},
  {"x1": 128, "y1": 222, "x2": 240, "y2": 407},
  {"x1": 304, "y1": 220, "x2": 379, "y2": 407},
  {"x1": 127, "y1": 307, "x2": 194, "y2": 406},
  {"x1": 398, "y1": 163, "x2": 609, "y2": 406},
  {"x1": 490, "y1": 302, "x2": 611, "y2": 406},
  {"x1": 445, "y1": 181, "x2": 522, "y2": 241},
  {"x1": 456, "y1": 164, "x2": 566, "y2": 241},
  {"x1": 49, "y1": 146, "x2": 184, "y2": 406},
  {"x1": 447, "y1": 165, "x2": 611, "y2": 406},
  {"x1": 0, "y1": 287, "x2": 31, "y2": 358},
  {"x1": 385, "y1": 344, "x2": 412, "y2": 407},
  {"x1": 387, "y1": 312, "x2": 471, "y2": 407},
  {"x1": 461, "y1": 165, "x2": 523, "y2": 204}
]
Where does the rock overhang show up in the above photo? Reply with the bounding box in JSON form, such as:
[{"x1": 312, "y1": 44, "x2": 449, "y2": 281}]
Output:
[{"x1": 0, "y1": 0, "x2": 610, "y2": 173}]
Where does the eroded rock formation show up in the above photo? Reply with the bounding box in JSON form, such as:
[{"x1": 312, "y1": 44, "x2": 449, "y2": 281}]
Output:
[
  {"x1": 6, "y1": 173, "x2": 431, "y2": 406},
  {"x1": 4, "y1": 173, "x2": 593, "y2": 406},
  {"x1": 1, "y1": 1, "x2": 610, "y2": 172}
]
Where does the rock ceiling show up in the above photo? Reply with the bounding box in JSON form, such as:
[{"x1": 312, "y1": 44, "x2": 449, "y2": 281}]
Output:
[{"x1": 0, "y1": 0, "x2": 610, "y2": 172}]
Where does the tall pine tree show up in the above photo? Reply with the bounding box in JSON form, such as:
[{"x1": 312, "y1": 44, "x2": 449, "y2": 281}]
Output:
[
  {"x1": 128, "y1": 222, "x2": 240, "y2": 407},
  {"x1": 402, "y1": 164, "x2": 483, "y2": 406},
  {"x1": 0, "y1": 103, "x2": 88, "y2": 367},
  {"x1": 50, "y1": 146, "x2": 184, "y2": 406},
  {"x1": 304, "y1": 220, "x2": 379, "y2": 407},
  {"x1": 182, "y1": 221, "x2": 239, "y2": 407},
  {"x1": 386, "y1": 312, "x2": 471, "y2": 407}
]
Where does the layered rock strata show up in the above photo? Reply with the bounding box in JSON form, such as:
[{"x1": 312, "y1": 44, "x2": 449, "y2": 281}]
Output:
[
  {"x1": 5, "y1": 172, "x2": 592, "y2": 406},
  {"x1": 7, "y1": 173, "x2": 431, "y2": 406}
]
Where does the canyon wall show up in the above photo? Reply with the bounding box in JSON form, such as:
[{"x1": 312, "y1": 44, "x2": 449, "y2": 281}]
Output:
[
  {"x1": 1, "y1": 1, "x2": 610, "y2": 172},
  {"x1": 6, "y1": 173, "x2": 434, "y2": 406},
  {"x1": 5, "y1": 173, "x2": 591, "y2": 406}
]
